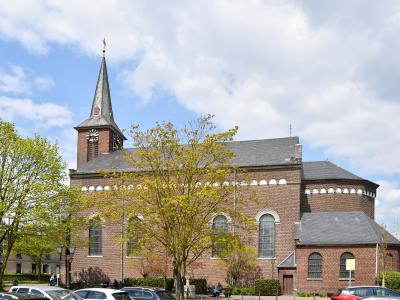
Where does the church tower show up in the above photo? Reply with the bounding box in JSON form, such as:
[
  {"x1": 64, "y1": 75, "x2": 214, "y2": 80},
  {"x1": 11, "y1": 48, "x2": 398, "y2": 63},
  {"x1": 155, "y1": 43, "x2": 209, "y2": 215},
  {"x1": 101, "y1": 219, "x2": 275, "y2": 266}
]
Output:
[{"x1": 74, "y1": 50, "x2": 126, "y2": 168}]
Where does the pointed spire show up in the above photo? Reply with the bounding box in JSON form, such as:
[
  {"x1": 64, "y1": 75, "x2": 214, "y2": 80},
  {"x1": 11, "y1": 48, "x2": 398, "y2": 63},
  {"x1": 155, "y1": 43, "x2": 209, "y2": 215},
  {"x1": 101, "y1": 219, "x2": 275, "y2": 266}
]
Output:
[
  {"x1": 90, "y1": 55, "x2": 114, "y2": 123},
  {"x1": 75, "y1": 46, "x2": 126, "y2": 140}
]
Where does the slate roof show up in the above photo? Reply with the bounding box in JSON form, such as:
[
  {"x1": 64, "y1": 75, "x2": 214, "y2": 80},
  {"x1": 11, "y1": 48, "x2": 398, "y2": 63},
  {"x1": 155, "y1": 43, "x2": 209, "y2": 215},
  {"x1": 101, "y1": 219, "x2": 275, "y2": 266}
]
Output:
[
  {"x1": 302, "y1": 161, "x2": 363, "y2": 181},
  {"x1": 75, "y1": 56, "x2": 126, "y2": 139},
  {"x1": 296, "y1": 212, "x2": 400, "y2": 245},
  {"x1": 74, "y1": 137, "x2": 301, "y2": 174},
  {"x1": 277, "y1": 251, "x2": 296, "y2": 268}
]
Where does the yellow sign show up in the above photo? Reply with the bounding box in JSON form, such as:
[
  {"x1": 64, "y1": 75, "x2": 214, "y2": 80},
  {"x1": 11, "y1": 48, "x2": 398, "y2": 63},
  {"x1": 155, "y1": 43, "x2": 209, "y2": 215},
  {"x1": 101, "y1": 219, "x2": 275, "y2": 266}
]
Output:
[{"x1": 346, "y1": 259, "x2": 356, "y2": 271}]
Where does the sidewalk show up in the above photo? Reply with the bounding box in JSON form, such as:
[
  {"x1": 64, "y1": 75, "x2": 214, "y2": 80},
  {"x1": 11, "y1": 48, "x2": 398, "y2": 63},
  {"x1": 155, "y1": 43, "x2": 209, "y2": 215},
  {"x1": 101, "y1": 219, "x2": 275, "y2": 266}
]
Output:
[{"x1": 192, "y1": 296, "x2": 327, "y2": 300}]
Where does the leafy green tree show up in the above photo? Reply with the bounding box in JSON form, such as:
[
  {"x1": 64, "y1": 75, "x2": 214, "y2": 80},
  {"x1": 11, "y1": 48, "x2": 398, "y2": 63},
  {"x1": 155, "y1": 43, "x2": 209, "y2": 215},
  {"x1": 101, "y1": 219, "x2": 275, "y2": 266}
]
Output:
[
  {"x1": 225, "y1": 248, "x2": 261, "y2": 288},
  {"x1": 92, "y1": 115, "x2": 255, "y2": 300},
  {"x1": 12, "y1": 187, "x2": 84, "y2": 281},
  {"x1": 0, "y1": 119, "x2": 67, "y2": 288}
]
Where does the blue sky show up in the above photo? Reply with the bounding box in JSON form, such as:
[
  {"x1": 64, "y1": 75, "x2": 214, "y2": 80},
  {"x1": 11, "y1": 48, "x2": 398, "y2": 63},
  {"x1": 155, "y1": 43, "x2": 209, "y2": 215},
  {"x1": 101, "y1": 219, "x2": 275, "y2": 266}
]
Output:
[{"x1": 0, "y1": 0, "x2": 400, "y2": 234}]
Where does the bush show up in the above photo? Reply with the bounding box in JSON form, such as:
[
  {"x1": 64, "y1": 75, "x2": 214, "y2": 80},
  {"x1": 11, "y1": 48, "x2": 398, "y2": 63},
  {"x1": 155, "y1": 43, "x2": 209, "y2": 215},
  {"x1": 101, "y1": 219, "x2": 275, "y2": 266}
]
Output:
[
  {"x1": 123, "y1": 277, "x2": 174, "y2": 291},
  {"x1": 379, "y1": 272, "x2": 400, "y2": 290},
  {"x1": 297, "y1": 291, "x2": 313, "y2": 297},
  {"x1": 319, "y1": 292, "x2": 328, "y2": 298},
  {"x1": 189, "y1": 278, "x2": 207, "y2": 294},
  {"x1": 4, "y1": 274, "x2": 50, "y2": 282},
  {"x1": 254, "y1": 278, "x2": 280, "y2": 296},
  {"x1": 231, "y1": 287, "x2": 256, "y2": 295}
]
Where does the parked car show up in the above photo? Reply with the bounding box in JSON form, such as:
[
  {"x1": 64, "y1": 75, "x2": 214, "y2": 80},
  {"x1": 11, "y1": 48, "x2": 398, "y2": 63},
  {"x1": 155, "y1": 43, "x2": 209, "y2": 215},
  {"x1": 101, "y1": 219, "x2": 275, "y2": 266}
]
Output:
[
  {"x1": 9, "y1": 286, "x2": 80, "y2": 300},
  {"x1": 73, "y1": 288, "x2": 131, "y2": 300},
  {"x1": 0, "y1": 292, "x2": 49, "y2": 300},
  {"x1": 331, "y1": 286, "x2": 400, "y2": 300},
  {"x1": 121, "y1": 287, "x2": 175, "y2": 300}
]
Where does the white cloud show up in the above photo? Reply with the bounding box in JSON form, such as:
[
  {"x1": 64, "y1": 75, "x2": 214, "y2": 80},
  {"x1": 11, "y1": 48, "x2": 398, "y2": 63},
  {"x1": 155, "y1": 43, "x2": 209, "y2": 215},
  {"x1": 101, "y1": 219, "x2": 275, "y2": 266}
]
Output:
[
  {"x1": 1, "y1": 0, "x2": 400, "y2": 230},
  {"x1": 0, "y1": 96, "x2": 72, "y2": 128},
  {"x1": 35, "y1": 76, "x2": 54, "y2": 91},
  {"x1": 376, "y1": 180, "x2": 400, "y2": 238},
  {"x1": 0, "y1": 65, "x2": 55, "y2": 94},
  {"x1": 0, "y1": 65, "x2": 30, "y2": 94}
]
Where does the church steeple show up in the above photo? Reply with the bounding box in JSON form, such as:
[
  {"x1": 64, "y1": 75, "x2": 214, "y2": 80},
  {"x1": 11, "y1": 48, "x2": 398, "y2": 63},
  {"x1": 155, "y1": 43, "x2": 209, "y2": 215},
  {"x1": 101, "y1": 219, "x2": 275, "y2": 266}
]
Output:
[{"x1": 75, "y1": 48, "x2": 126, "y2": 168}]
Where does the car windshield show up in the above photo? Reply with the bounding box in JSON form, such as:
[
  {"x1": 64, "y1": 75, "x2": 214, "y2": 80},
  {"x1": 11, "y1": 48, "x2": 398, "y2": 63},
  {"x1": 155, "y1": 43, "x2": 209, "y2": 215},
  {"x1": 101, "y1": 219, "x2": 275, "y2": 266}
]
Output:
[
  {"x1": 112, "y1": 293, "x2": 130, "y2": 300},
  {"x1": 47, "y1": 290, "x2": 81, "y2": 300}
]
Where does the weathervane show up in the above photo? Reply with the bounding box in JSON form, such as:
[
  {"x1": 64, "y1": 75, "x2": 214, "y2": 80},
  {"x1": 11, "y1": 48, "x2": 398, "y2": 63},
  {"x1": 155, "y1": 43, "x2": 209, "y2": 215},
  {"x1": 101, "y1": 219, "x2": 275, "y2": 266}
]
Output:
[{"x1": 102, "y1": 37, "x2": 106, "y2": 56}]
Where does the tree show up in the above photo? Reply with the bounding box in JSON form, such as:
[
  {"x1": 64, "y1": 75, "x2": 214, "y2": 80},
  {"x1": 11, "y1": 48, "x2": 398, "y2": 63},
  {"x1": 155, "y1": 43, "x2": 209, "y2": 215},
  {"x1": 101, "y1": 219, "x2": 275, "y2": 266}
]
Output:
[
  {"x1": 0, "y1": 120, "x2": 67, "y2": 288},
  {"x1": 225, "y1": 248, "x2": 261, "y2": 288},
  {"x1": 92, "y1": 115, "x2": 255, "y2": 300},
  {"x1": 12, "y1": 187, "x2": 84, "y2": 281},
  {"x1": 379, "y1": 223, "x2": 389, "y2": 287}
]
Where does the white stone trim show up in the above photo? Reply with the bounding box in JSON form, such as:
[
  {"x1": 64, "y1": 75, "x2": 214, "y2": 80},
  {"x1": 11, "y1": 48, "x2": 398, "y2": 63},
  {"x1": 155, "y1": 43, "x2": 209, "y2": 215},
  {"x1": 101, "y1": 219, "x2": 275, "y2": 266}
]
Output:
[
  {"x1": 210, "y1": 212, "x2": 232, "y2": 224},
  {"x1": 255, "y1": 209, "x2": 280, "y2": 224}
]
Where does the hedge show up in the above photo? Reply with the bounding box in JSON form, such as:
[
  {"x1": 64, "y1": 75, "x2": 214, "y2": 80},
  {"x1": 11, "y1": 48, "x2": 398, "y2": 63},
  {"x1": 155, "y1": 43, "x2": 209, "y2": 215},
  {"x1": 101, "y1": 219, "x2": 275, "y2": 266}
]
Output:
[
  {"x1": 231, "y1": 287, "x2": 256, "y2": 295},
  {"x1": 122, "y1": 277, "x2": 207, "y2": 294},
  {"x1": 4, "y1": 274, "x2": 51, "y2": 282},
  {"x1": 254, "y1": 278, "x2": 281, "y2": 296},
  {"x1": 123, "y1": 277, "x2": 174, "y2": 291},
  {"x1": 379, "y1": 272, "x2": 400, "y2": 290},
  {"x1": 189, "y1": 278, "x2": 207, "y2": 294}
]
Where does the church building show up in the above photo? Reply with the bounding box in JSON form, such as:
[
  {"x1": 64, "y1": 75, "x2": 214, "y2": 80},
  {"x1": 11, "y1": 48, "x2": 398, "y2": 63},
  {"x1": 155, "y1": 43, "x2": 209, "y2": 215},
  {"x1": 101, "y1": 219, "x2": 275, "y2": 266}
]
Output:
[{"x1": 69, "y1": 53, "x2": 400, "y2": 294}]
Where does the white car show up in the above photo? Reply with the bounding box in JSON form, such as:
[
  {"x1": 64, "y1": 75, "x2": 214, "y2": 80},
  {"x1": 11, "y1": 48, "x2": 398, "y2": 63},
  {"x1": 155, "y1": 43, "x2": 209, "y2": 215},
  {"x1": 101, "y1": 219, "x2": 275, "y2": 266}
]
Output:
[
  {"x1": 9, "y1": 285, "x2": 80, "y2": 300},
  {"x1": 73, "y1": 288, "x2": 131, "y2": 300}
]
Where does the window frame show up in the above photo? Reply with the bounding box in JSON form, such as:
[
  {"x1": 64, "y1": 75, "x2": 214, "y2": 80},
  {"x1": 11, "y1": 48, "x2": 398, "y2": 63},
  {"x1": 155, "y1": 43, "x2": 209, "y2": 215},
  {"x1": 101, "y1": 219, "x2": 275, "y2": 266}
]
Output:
[
  {"x1": 339, "y1": 252, "x2": 355, "y2": 279},
  {"x1": 258, "y1": 214, "x2": 275, "y2": 258},
  {"x1": 89, "y1": 217, "x2": 103, "y2": 256},
  {"x1": 307, "y1": 252, "x2": 323, "y2": 279},
  {"x1": 212, "y1": 215, "x2": 228, "y2": 257}
]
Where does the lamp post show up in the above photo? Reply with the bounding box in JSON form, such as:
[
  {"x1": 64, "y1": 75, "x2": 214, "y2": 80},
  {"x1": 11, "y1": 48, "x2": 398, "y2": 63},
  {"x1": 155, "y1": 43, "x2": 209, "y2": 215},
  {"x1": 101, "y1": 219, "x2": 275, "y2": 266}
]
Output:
[{"x1": 57, "y1": 245, "x2": 75, "y2": 289}]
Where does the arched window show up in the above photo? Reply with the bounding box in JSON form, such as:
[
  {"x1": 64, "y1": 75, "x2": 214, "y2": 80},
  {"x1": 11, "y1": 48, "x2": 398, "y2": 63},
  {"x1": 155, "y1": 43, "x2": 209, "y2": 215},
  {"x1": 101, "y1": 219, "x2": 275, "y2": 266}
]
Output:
[
  {"x1": 308, "y1": 252, "x2": 322, "y2": 278},
  {"x1": 126, "y1": 217, "x2": 141, "y2": 257},
  {"x1": 212, "y1": 215, "x2": 228, "y2": 257},
  {"x1": 258, "y1": 214, "x2": 275, "y2": 258},
  {"x1": 386, "y1": 253, "x2": 394, "y2": 271},
  {"x1": 340, "y1": 252, "x2": 355, "y2": 278},
  {"x1": 89, "y1": 217, "x2": 102, "y2": 256}
]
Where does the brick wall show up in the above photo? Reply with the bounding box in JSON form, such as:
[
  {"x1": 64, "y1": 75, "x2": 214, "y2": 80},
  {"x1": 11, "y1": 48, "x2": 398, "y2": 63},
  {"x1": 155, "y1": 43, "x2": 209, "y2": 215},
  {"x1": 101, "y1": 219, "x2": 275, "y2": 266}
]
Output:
[
  {"x1": 296, "y1": 245, "x2": 387, "y2": 294},
  {"x1": 301, "y1": 182, "x2": 376, "y2": 219},
  {"x1": 77, "y1": 128, "x2": 113, "y2": 168},
  {"x1": 70, "y1": 166, "x2": 302, "y2": 285}
]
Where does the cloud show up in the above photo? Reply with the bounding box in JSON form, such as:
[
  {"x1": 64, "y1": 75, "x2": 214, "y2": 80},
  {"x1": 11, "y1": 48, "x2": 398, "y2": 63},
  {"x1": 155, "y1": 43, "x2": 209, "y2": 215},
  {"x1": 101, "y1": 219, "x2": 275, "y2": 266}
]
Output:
[
  {"x1": 376, "y1": 180, "x2": 400, "y2": 238},
  {"x1": 0, "y1": 65, "x2": 55, "y2": 94},
  {"x1": 0, "y1": 65, "x2": 30, "y2": 94},
  {"x1": 0, "y1": 96, "x2": 72, "y2": 128},
  {"x1": 1, "y1": 0, "x2": 400, "y2": 229}
]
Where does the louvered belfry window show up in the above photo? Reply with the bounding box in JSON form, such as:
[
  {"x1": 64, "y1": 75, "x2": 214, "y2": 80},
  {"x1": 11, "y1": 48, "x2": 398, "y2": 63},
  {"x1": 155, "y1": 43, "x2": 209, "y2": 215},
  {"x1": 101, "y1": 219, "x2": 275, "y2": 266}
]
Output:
[
  {"x1": 87, "y1": 129, "x2": 99, "y2": 161},
  {"x1": 258, "y1": 214, "x2": 275, "y2": 258},
  {"x1": 308, "y1": 252, "x2": 323, "y2": 278}
]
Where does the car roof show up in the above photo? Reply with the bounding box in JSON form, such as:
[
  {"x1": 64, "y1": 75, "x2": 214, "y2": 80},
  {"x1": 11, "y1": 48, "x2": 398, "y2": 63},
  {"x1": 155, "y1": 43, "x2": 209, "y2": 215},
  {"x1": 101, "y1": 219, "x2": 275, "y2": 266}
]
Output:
[
  {"x1": 346, "y1": 286, "x2": 389, "y2": 289},
  {"x1": 74, "y1": 289, "x2": 127, "y2": 294},
  {"x1": 122, "y1": 287, "x2": 162, "y2": 292},
  {"x1": 10, "y1": 286, "x2": 67, "y2": 291},
  {"x1": 0, "y1": 292, "x2": 49, "y2": 300}
]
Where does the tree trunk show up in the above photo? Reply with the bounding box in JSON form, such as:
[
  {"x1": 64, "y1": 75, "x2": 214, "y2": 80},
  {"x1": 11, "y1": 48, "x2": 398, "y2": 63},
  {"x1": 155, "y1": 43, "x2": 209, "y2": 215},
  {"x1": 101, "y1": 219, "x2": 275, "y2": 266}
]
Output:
[{"x1": 174, "y1": 265, "x2": 185, "y2": 300}]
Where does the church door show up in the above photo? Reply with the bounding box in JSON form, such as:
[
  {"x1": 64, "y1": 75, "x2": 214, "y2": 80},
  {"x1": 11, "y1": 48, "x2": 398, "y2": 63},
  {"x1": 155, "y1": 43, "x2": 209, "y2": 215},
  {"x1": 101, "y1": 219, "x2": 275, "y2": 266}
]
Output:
[{"x1": 283, "y1": 275, "x2": 293, "y2": 295}]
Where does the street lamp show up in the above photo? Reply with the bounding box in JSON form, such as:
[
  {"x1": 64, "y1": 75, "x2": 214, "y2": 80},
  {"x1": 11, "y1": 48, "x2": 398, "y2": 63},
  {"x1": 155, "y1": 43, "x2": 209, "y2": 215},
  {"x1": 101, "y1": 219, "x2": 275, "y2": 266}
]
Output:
[{"x1": 57, "y1": 245, "x2": 75, "y2": 288}]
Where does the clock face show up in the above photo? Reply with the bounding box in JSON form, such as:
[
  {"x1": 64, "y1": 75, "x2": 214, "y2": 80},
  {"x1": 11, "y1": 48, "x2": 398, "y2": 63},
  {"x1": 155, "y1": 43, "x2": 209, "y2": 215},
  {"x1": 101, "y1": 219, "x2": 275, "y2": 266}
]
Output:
[{"x1": 86, "y1": 129, "x2": 99, "y2": 142}]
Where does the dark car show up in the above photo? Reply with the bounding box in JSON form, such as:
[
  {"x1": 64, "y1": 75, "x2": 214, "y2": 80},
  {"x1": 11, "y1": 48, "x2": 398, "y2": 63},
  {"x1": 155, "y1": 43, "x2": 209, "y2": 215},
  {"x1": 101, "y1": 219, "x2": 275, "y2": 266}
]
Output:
[
  {"x1": 331, "y1": 286, "x2": 400, "y2": 300},
  {"x1": 0, "y1": 292, "x2": 49, "y2": 300},
  {"x1": 121, "y1": 288, "x2": 175, "y2": 300}
]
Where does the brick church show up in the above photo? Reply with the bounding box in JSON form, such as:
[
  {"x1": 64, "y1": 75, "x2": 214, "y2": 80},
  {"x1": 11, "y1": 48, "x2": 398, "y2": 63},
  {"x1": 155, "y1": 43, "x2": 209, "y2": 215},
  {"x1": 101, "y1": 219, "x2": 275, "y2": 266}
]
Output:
[{"x1": 69, "y1": 54, "x2": 400, "y2": 294}]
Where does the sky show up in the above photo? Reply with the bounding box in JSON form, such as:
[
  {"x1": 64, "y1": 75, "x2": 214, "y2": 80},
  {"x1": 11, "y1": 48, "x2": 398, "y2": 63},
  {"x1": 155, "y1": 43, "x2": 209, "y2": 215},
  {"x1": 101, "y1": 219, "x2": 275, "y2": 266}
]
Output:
[{"x1": 0, "y1": 0, "x2": 400, "y2": 234}]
